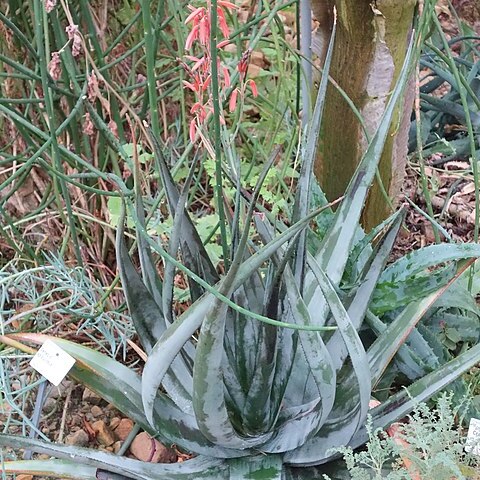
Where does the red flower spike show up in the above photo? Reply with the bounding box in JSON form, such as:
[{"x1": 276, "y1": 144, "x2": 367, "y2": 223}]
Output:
[
  {"x1": 203, "y1": 75, "x2": 212, "y2": 90},
  {"x1": 185, "y1": 25, "x2": 200, "y2": 50},
  {"x1": 248, "y1": 79, "x2": 258, "y2": 97},
  {"x1": 218, "y1": 1, "x2": 238, "y2": 10},
  {"x1": 229, "y1": 88, "x2": 238, "y2": 112},
  {"x1": 199, "y1": 17, "x2": 210, "y2": 45},
  {"x1": 223, "y1": 66, "x2": 231, "y2": 88},
  {"x1": 182, "y1": 80, "x2": 197, "y2": 92},
  {"x1": 217, "y1": 8, "x2": 230, "y2": 38},
  {"x1": 185, "y1": 7, "x2": 204, "y2": 24},
  {"x1": 189, "y1": 119, "x2": 197, "y2": 143}
]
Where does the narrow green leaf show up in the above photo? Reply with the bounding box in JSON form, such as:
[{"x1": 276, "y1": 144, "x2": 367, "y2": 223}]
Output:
[
  {"x1": 150, "y1": 132, "x2": 220, "y2": 299},
  {"x1": 325, "y1": 211, "x2": 404, "y2": 371},
  {"x1": 292, "y1": 19, "x2": 336, "y2": 283},
  {"x1": 351, "y1": 342, "x2": 480, "y2": 450},
  {"x1": 0, "y1": 435, "x2": 229, "y2": 479},
  {"x1": 6, "y1": 334, "x2": 242, "y2": 459},
  {"x1": 2, "y1": 460, "x2": 97, "y2": 479}
]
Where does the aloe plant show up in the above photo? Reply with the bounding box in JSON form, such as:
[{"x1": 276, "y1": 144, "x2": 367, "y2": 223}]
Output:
[{"x1": 1, "y1": 24, "x2": 480, "y2": 480}]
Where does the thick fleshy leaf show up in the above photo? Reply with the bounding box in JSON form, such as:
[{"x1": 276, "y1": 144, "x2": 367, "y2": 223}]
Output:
[
  {"x1": 350, "y1": 342, "x2": 480, "y2": 450},
  {"x1": 4, "y1": 334, "x2": 243, "y2": 459},
  {"x1": 307, "y1": 257, "x2": 370, "y2": 431},
  {"x1": 2, "y1": 460, "x2": 97, "y2": 479},
  {"x1": 141, "y1": 202, "x2": 336, "y2": 427},
  {"x1": 150, "y1": 132, "x2": 219, "y2": 300},
  {"x1": 191, "y1": 158, "x2": 281, "y2": 447},
  {"x1": 292, "y1": 18, "x2": 336, "y2": 283},
  {"x1": 365, "y1": 310, "x2": 429, "y2": 380},
  {"x1": 0, "y1": 435, "x2": 228, "y2": 479},
  {"x1": 325, "y1": 210, "x2": 404, "y2": 371},
  {"x1": 116, "y1": 207, "x2": 194, "y2": 413},
  {"x1": 227, "y1": 454, "x2": 284, "y2": 480},
  {"x1": 162, "y1": 154, "x2": 201, "y2": 324},
  {"x1": 256, "y1": 266, "x2": 335, "y2": 454},
  {"x1": 372, "y1": 244, "x2": 480, "y2": 313},
  {"x1": 303, "y1": 37, "x2": 415, "y2": 328},
  {"x1": 366, "y1": 256, "x2": 474, "y2": 385},
  {"x1": 314, "y1": 37, "x2": 415, "y2": 287},
  {"x1": 116, "y1": 206, "x2": 165, "y2": 352},
  {"x1": 135, "y1": 193, "x2": 164, "y2": 311},
  {"x1": 192, "y1": 276, "x2": 271, "y2": 449}
]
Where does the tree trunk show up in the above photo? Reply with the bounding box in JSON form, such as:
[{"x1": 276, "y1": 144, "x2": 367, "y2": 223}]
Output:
[{"x1": 312, "y1": 0, "x2": 417, "y2": 229}]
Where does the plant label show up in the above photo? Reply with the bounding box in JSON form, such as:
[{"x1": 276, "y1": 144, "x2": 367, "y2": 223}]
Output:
[
  {"x1": 465, "y1": 417, "x2": 480, "y2": 456},
  {"x1": 30, "y1": 340, "x2": 75, "y2": 386}
]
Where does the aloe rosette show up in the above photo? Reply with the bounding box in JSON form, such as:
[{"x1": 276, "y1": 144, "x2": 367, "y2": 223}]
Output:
[{"x1": 1, "y1": 21, "x2": 480, "y2": 480}]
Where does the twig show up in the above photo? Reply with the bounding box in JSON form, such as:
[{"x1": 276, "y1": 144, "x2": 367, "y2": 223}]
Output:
[{"x1": 57, "y1": 383, "x2": 73, "y2": 443}]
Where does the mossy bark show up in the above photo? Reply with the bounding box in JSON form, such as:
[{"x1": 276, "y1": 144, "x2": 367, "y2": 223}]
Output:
[{"x1": 312, "y1": 0, "x2": 416, "y2": 229}]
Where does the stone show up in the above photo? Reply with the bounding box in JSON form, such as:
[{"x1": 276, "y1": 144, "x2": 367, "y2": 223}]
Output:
[
  {"x1": 48, "y1": 380, "x2": 72, "y2": 400},
  {"x1": 113, "y1": 440, "x2": 123, "y2": 454},
  {"x1": 65, "y1": 429, "x2": 89, "y2": 447},
  {"x1": 114, "y1": 418, "x2": 134, "y2": 441},
  {"x1": 91, "y1": 405, "x2": 103, "y2": 417},
  {"x1": 109, "y1": 416, "x2": 121, "y2": 430},
  {"x1": 43, "y1": 397, "x2": 57, "y2": 413},
  {"x1": 16, "y1": 475, "x2": 33, "y2": 480},
  {"x1": 92, "y1": 420, "x2": 115, "y2": 447},
  {"x1": 130, "y1": 432, "x2": 177, "y2": 463},
  {"x1": 82, "y1": 387, "x2": 103, "y2": 405}
]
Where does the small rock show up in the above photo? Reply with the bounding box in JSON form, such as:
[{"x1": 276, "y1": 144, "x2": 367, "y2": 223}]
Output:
[
  {"x1": 43, "y1": 397, "x2": 57, "y2": 413},
  {"x1": 130, "y1": 432, "x2": 177, "y2": 463},
  {"x1": 91, "y1": 405, "x2": 103, "y2": 417},
  {"x1": 109, "y1": 417, "x2": 121, "y2": 430},
  {"x1": 114, "y1": 418, "x2": 134, "y2": 441},
  {"x1": 82, "y1": 387, "x2": 103, "y2": 405},
  {"x1": 113, "y1": 440, "x2": 123, "y2": 454},
  {"x1": 65, "y1": 429, "x2": 89, "y2": 447},
  {"x1": 48, "y1": 380, "x2": 72, "y2": 399},
  {"x1": 106, "y1": 403, "x2": 118, "y2": 412},
  {"x1": 92, "y1": 420, "x2": 115, "y2": 447}
]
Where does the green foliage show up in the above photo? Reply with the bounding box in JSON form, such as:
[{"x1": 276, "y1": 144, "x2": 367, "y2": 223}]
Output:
[
  {"x1": 1, "y1": 23, "x2": 480, "y2": 480},
  {"x1": 1, "y1": 3, "x2": 480, "y2": 480}
]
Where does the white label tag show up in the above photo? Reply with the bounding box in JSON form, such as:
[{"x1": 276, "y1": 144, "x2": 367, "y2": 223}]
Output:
[
  {"x1": 465, "y1": 417, "x2": 480, "y2": 456},
  {"x1": 30, "y1": 340, "x2": 75, "y2": 386}
]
